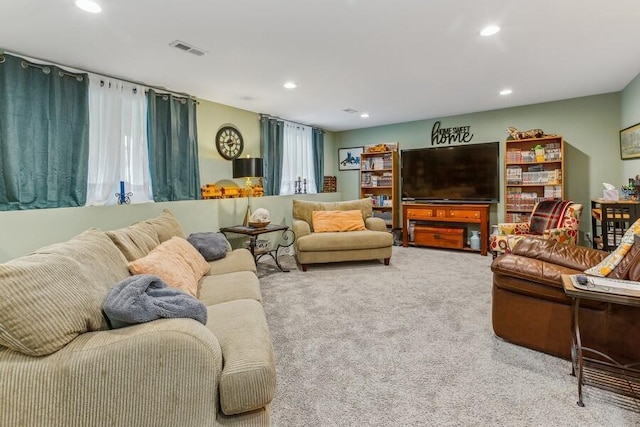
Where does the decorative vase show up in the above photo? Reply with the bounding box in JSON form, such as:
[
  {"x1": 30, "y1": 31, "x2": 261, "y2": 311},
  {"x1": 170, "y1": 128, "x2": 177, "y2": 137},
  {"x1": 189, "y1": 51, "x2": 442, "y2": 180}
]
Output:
[{"x1": 470, "y1": 230, "x2": 480, "y2": 250}]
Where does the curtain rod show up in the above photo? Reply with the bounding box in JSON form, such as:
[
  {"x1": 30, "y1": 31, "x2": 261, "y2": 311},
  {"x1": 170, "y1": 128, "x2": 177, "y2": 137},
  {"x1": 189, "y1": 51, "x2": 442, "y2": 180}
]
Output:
[
  {"x1": 2, "y1": 49, "x2": 197, "y2": 101},
  {"x1": 259, "y1": 114, "x2": 325, "y2": 133}
]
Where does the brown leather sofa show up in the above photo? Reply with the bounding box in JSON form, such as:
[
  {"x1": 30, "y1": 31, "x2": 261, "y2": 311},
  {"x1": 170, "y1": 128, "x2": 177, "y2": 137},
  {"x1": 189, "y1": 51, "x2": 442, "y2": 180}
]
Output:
[{"x1": 490, "y1": 237, "x2": 640, "y2": 364}]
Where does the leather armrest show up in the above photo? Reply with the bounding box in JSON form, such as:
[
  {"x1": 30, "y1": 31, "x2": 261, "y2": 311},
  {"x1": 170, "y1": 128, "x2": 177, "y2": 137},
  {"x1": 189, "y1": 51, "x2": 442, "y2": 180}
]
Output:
[{"x1": 510, "y1": 237, "x2": 608, "y2": 271}]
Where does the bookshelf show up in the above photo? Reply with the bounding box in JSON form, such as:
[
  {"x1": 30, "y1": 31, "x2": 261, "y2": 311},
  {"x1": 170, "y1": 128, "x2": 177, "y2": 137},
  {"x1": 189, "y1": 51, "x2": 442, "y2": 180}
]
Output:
[
  {"x1": 504, "y1": 135, "x2": 564, "y2": 222},
  {"x1": 360, "y1": 150, "x2": 399, "y2": 228}
]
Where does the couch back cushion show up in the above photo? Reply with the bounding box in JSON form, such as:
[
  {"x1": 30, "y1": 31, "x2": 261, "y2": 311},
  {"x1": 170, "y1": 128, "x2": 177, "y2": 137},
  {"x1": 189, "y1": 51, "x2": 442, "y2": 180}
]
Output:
[
  {"x1": 106, "y1": 221, "x2": 160, "y2": 261},
  {"x1": 0, "y1": 228, "x2": 130, "y2": 356},
  {"x1": 293, "y1": 198, "x2": 373, "y2": 232},
  {"x1": 143, "y1": 209, "x2": 186, "y2": 243}
]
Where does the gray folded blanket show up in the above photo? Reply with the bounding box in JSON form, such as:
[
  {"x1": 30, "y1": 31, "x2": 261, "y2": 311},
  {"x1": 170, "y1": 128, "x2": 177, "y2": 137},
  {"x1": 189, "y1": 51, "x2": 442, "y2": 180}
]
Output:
[{"x1": 103, "y1": 274, "x2": 207, "y2": 329}]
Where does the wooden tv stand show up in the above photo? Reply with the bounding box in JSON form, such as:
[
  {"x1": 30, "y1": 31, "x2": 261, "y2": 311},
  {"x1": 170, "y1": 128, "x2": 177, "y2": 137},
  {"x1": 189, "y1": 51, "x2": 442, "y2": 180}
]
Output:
[{"x1": 402, "y1": 203, "x2": 490, "y2": 256}]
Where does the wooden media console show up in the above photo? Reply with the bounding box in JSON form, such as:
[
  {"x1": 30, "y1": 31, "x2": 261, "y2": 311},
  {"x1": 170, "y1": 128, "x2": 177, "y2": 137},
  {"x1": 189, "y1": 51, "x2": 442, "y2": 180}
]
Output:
[{"x1": 402, "y1": 203, "x2": 490, "y2": 255}]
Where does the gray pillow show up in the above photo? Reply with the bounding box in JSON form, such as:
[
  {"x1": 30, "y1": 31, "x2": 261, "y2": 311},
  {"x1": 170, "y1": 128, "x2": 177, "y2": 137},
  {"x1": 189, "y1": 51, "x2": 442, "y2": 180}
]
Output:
[{"x1": 187, "y1": 232, "x2": 229, "y2": 261}]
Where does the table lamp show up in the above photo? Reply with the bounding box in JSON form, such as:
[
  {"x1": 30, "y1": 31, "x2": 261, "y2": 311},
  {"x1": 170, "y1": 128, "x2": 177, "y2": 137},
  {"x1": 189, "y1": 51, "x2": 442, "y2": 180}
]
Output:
[{"x1": 233, "y1": 156, "x2": 264, "y2": 226}]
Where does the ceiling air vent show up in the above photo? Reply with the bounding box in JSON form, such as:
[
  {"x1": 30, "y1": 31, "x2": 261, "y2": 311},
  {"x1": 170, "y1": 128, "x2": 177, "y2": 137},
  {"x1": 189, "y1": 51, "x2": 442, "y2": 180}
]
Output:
[{"x1": 169, "y1": 40, "x2": 206, "y2": 56}]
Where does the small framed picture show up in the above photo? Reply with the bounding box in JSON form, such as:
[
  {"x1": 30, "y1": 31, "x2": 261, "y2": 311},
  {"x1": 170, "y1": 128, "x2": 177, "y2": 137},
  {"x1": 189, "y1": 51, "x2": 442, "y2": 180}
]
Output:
[
  {"x1": 338, "y1": 147, "x2": 363, "y2": 171},
  {"x1": 620, "y1": 122, "x2": 640, "y2": 160}
]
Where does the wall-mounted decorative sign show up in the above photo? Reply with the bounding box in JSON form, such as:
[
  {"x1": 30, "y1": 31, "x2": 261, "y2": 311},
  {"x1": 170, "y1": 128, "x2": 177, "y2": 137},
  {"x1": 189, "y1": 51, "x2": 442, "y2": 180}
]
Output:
[
  {"x1": 620, "y1": 122, "x2": 640, "y2": 160},
  {"x1": 338, "y1": 147, "x2": 363, "y2": 171},
  {"x1": 431, "y1": 121, "x2": 474, "y2": 145}
]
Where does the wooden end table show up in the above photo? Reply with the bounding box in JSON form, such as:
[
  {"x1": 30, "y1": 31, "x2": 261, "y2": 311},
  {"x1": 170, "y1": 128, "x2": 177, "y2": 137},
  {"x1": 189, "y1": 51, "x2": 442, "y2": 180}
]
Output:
[
  {"x1": 220, "y1": 224, "x2": 295, "y2": 272},
  {"x1": 561, "y1": 274, "x2": 640, "y2": 407}
]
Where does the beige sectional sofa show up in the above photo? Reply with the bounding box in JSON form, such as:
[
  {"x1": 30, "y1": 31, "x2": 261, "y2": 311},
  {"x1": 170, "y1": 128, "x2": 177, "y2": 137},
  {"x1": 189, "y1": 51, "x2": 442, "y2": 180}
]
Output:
[
  {"x1": 0, "y1": 210, "x2": 275, "y2": 426},
  {"x1": 292, "y1": 198, "x2": 394, "y2": 271}
]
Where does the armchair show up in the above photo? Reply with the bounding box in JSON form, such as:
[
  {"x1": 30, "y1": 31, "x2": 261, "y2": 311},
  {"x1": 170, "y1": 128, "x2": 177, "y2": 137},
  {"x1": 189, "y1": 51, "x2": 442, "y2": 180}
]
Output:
[{"x1": 489, "y1": 201, "x2": 582, "y2": 257}]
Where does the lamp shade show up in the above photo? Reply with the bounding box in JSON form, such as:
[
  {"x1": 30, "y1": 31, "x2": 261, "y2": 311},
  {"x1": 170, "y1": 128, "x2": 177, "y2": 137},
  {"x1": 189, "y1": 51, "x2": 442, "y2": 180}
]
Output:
[{"x1": 232, "y1": 157, "x2": 263, "y2": 178}]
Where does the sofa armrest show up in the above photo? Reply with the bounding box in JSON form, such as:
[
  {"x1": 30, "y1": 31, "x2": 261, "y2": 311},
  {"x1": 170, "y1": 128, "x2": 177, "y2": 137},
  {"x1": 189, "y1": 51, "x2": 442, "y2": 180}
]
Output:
[
  {"x1": 0, "y1": 318, "x2": 222, "y2": 426},
  {"x1": 510, "y1": 237, "x2": 608, "y2": 271},
  {"x1": 293, "y1": 218, "x2": 311, "y2": 238},
  {"x1": 365, "y1": 217, "x2": 388, "y2": 232}
]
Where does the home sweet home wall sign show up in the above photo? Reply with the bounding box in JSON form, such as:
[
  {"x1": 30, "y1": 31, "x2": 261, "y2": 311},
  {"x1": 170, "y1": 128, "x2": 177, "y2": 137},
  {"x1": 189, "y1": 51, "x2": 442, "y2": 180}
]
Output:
[{"x1": 431, "y1": 121, "x2": 474, "y2": 145}]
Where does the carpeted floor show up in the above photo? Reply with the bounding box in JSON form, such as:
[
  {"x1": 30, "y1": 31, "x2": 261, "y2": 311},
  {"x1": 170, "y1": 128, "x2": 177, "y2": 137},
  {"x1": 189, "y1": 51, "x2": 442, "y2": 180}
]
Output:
[{"x1": 257, "y1": 246, "x2": 640, "y2": 426}]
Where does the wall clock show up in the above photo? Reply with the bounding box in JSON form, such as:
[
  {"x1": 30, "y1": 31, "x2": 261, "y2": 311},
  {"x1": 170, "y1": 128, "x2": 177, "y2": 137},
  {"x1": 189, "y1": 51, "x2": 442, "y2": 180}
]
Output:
[{"x1": 215, "y1": 125, "x2": 244, "y2": 160}]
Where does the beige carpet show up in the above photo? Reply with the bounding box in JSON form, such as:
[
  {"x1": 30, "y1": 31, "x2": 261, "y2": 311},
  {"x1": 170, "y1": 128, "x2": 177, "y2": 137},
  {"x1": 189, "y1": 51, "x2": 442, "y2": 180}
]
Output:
[{"x1": 257, "y1": 246, "x2": 640, "y2": 426}]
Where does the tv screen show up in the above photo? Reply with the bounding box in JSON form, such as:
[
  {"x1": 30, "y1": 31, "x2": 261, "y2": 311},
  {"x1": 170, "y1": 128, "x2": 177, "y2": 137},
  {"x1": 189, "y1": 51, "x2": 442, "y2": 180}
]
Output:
[{"x1": 401, "y1": 142, "x2": 500, "y2": 203}]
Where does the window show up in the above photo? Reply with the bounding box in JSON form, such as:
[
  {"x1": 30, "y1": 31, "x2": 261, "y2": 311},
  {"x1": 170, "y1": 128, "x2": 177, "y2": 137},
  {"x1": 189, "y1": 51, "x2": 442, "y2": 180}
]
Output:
[{"x1": 280, "y1": 122, "x2": 318, "y2": 194}]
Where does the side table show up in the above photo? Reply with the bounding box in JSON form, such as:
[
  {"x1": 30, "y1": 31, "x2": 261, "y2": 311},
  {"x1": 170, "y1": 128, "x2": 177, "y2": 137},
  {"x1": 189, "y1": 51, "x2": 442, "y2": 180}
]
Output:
[
  {"x1": 220, "y1": 224, "x2": 295, "y2": 272},
  {"x1": 561, "y1": 274, "x2": 640, "y2": 407}
]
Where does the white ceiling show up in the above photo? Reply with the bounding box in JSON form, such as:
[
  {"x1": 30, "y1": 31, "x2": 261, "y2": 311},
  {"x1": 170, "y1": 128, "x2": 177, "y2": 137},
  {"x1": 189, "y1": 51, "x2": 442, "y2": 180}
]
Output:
[{"x1": 2, "y1": 0, "x2": 640, "y2": 132}]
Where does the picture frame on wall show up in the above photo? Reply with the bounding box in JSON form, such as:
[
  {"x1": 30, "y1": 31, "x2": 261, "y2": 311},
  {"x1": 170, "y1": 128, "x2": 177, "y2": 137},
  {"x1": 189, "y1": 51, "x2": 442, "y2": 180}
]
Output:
[
  {"x1": 620, "y1": 122, "x2": 640, "y2": 160},
  {"x1": 338, "y1": 147, "x2": 363, "y2": 171}
]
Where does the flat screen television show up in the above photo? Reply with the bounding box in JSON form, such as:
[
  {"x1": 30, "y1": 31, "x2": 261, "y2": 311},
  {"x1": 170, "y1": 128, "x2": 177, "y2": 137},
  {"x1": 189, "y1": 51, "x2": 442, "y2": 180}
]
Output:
[{"x1": 401, "y1": 142, "x2": 500, "y2": 203}]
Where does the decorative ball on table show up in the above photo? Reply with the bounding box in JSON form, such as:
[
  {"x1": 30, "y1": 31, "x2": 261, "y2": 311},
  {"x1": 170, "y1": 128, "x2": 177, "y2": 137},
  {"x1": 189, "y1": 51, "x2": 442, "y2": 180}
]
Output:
[{"x1": 249, "y1": 208, "x2": 270, "y2": 228}]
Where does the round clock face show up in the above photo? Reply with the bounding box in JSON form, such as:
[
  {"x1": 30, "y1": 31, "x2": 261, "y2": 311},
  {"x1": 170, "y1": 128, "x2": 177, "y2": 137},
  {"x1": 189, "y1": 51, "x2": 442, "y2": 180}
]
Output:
[{"x1": 215, "y1": 126, "x2": 244, "y2": 160}]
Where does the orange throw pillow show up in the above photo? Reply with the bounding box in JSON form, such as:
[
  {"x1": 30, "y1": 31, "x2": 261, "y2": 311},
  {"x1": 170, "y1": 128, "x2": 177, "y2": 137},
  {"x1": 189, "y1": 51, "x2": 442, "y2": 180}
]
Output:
[
  {"x1": 128, "y1": 237, "x2": 210, "y2": 296},
  {"x1": 312, "y1": 210, "x2": 367, "y2": 232}
]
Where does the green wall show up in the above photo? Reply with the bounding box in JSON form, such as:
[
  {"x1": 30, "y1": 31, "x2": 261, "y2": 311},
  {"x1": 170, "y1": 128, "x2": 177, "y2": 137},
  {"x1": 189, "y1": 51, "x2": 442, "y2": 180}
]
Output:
[
  {"x1": 335, "y1": 93, "x2": 624, "y2": 237},
  {"x1": 2, "y1": 71, "x2": 639, "y2": 260},
  {"x1": 621, "y1": 73, "x2": 640, "y2": 179}
]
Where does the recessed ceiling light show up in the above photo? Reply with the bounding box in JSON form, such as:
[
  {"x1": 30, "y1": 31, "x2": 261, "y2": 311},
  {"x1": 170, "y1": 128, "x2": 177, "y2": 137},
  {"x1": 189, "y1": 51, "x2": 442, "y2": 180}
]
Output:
[
  {"x1": 75, "y1": 0, "x2": 102, "y2": 13},
  {"x1": 480, "y1": 25, "x2": 500, "y2": 37},
  {"x1": 283, "y1": 82, "x2": 297, "y2": 89},
  {"x1": 499, "y1": 89, "x2": 513, "y2": 96},
  {"x1": 360, "y1": 113, "x2": 370, "y2": 118}
]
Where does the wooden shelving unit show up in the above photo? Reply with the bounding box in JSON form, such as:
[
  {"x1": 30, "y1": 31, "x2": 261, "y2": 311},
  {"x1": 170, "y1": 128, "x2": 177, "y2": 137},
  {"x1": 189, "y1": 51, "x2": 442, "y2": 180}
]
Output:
[
  {"x1": 504, "y1": 135, "x2": 565, "y2": 222},
  {"x1": 360, "y1": 150, "x2": 399, "y2": 228},
  {"x1": 590, "y1": 199, "x2": 640, "y2": 251}
]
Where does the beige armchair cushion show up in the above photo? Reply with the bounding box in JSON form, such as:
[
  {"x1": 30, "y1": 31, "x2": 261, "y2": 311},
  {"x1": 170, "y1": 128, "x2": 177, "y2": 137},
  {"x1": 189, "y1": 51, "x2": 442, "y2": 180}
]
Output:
[
  {"x1": 0, "y1": 228, "x2": 130, "y2": 356},
  {"x1": 293, "y1": 198, "x2": 372, "y2": 231}
]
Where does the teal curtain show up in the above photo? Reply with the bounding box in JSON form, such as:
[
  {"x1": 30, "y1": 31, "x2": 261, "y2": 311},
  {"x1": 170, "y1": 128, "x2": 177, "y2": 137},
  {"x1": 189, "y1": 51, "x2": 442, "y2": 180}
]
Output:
[
  {"x1": 0, "y1": 54, "x2": 89, "y2": 210},
  {"x1": 260, "y1": 116, "x2": 284, "y2": 196},
  {"x1": 312, "y1": 128, "x2": 324, "y2": 192},
  {"x1": 147, "y1": 89, "x2": 200, "y2": 201}
]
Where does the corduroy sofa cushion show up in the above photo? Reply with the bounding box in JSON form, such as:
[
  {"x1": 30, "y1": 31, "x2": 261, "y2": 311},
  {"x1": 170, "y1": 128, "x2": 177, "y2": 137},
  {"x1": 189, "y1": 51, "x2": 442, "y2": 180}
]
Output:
[
  {"x1": 0, "y1": 228, "x2": 130, "y2": 356},
  {"x1": 106, "y1": 221, "x2": 160, "y2": 261},
  {"x1": 206, "y1": 299, "x2": 276, "y2": 415},
  {"x1": 144, "y1": 209, "x2": 186, "y2": 243}
]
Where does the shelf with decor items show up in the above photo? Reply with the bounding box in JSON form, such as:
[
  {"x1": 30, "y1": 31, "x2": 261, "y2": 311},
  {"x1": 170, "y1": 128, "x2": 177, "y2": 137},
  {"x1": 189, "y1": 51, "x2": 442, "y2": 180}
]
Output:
[
  {"x1": 504, "y1": 135, "x2": 564, "y2": 223},
  {"x1": 360, "y1": 150, "x2": 399, "y2": 229}
]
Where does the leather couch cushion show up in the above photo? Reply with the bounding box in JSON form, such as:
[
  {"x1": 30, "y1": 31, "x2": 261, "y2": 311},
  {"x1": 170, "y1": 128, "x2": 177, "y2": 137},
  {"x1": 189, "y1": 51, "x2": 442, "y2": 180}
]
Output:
[
  {"x1": 0, "y1": 228, "x2": 130, "y2": 356},
  {"x1": 206, "y1": 299, "x2": 276, "y2": 415}
]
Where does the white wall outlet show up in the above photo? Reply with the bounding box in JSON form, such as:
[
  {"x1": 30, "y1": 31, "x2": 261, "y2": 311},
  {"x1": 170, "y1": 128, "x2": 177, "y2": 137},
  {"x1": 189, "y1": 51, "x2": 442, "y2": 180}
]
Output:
[{"x1": 585, "y1": 232, "x2": 592, "y2": 242}]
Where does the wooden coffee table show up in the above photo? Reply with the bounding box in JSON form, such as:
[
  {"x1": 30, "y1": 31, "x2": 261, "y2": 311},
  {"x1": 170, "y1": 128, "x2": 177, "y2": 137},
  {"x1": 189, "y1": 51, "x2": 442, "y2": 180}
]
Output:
[{"x1": 220, "y1": 224, "x2": 295, "y2": 272}]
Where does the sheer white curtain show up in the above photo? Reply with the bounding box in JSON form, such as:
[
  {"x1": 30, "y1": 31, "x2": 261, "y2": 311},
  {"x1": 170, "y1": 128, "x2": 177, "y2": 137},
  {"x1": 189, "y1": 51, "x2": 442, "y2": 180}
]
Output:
[
  {"x1": 280, "y1": 122, "x2": 318, "y2": 195},
  {"x1": 86, "y1": 76, "x2": 153, "y2": 205}
]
